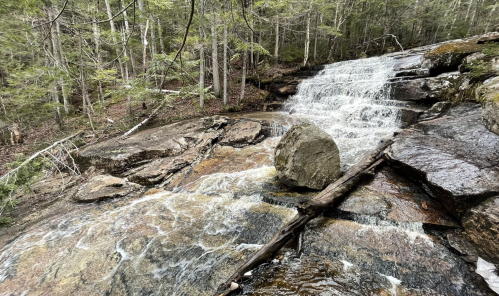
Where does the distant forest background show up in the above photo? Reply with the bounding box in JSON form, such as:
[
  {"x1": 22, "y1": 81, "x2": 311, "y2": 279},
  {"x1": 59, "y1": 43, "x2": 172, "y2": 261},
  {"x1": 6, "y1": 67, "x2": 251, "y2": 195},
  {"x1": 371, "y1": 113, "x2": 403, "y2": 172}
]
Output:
[{"x1": 0, "y1": 0, "x2": 497, "y2": 151}]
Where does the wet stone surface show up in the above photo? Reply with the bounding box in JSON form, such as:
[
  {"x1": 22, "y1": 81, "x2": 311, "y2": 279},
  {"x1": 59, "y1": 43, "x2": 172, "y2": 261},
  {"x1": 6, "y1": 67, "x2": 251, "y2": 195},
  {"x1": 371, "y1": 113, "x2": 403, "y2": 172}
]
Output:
[
  {"x1": 240, "y1": 217, "x2": 493, "y2": 295},
  {"x1": 462, "y1": 196, "x2": 499, "y2": 265},
  {"x1": 0, "y1": 190, "x2": 296, "y2": 296},
  {"x1": 332, "y1": 166, "x2": 458, "y2": 227},
  {"x1": 387, "y1": 103, "x2": 499, "y2": 218},
  {"x1": 74, "y1": 175, "x2": 142, "y2": 202}
]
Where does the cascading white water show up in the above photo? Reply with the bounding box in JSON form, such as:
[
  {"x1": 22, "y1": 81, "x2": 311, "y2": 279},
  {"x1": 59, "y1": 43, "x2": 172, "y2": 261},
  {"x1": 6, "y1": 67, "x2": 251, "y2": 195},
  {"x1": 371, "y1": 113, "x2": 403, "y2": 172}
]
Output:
[{"x1": 285, "y1": 56, "x2": 400, "y2": 167}]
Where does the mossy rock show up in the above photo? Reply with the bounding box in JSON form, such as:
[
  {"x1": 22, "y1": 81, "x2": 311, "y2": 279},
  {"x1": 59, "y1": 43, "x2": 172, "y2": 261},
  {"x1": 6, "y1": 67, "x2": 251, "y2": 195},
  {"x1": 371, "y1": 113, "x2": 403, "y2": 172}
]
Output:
[
  {"x1": 422, "y1": 41, "x2": 483, "y2": 70},
  {"x1": 479, "y1": 76, "x2": 499, "y2": 135}
]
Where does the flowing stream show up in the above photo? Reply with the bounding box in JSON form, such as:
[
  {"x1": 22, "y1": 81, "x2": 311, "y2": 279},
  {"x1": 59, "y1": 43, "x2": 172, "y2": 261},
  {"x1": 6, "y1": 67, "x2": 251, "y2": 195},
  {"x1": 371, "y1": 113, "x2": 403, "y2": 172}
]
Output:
[
  {"x1": 0, "y1": 56, "x2": 487, "y2": 296},
  {"x1": 285, "y1": 56, "x2": 400, "y2": 167}
]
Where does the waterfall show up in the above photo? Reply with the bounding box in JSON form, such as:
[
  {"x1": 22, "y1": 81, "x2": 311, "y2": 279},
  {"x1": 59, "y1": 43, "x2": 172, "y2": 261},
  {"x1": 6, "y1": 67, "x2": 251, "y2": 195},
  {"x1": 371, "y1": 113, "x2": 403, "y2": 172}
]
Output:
[{"x1": 284, "y1": 56, "x2": 400, "y2": 167}]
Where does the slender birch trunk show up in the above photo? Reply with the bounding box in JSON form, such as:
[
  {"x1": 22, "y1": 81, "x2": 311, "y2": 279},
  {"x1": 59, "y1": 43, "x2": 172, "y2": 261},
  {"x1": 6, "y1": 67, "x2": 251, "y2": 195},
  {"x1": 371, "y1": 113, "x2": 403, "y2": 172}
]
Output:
[
  {"x1": 239, "y1": 33, "x2": 248, "y2": 104},
  {"x1": 274, "y1": 15, "x2": 279, "y2": 62},
  {"x1": 122, "y1": 4, "x2": 137, "y2": 77},
  {"x1": 223, "y1": 1, "x2": 228, "y2": 105},
  {"x1": 212, "y1": 3, "x2": 221, "y2": 97},
  {"x1": 303, "y1": 5, "x2": 312, "y2": 66},
  {"x1": 104, "y1": 0, "x2": 125, "y2": 79},
  {"x1": 78, "y1": 34, "x2": 95, "y2": 133},
  {"x1": 92, "y1": 20, "x2": 105, "y2": 101},
  {"x1": 313, "y1": 12, "x2": 319, "y2": 61},
  {"x1": 199, "y1": 0, "x2": 205, "y2": 108}
]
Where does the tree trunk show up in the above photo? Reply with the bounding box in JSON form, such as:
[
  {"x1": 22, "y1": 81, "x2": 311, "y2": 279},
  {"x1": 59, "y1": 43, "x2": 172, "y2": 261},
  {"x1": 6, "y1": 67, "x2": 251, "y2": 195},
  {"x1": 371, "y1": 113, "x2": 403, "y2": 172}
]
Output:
[
  {"x1": 158, "y1": 18, "x2": 165, "y2": 53},
  {"x1": 54, "y1": 16, "x2": 70, "y2": 115},
  {"x1": 256, "y1": 23, "x2": 262, "y2": 66},
  {"x1": 313, "y1": 13, "x2": 319, "y2": 61},
  {"x1": 122, "y1": 3, "x2": 137, "y2": 77},
  {"x1": 303, "y1": 6, "x2": 312, "y2": 66},
  {"x1": 215, "y1": 138, "x2": 393, "y2": 295},
  {"x1": 274, "y1": 15, "x2": 279, "y2": 62},
  {"x1": 92, "y1": 20, "x2": 105, "y2": 101},
  {"x1": 484, "y1": 0, "x2": 498, "y2": 33},
  {"x1": 239, "y1": 33, "x2": 248, "y2": 104},
  {"x1": 223, "y1": 1, "x2": 228, "y2": 106},
  {"x1": 250, "y1": 29, "x2": 254, "y2": 73},
  {"x1": 78, "y1": 34, "x2": 95, "y2": 133},
  {"x1": 447, "y1": 0, "x2": 461, "y2": 38},
  {"x1": 199, "y1": 0, "x2": 205, "y2": 108},
  {"x1": 211, "y1": 5, "x2": 221, "y2": 98},
  {"x1": 104, "y1": 0, "x2": 125, "y2": 79},
  {"x1": 48, "y1": 7, "x2": 69, "y2": 115},
  {"x1": 143, "y1": 19, "x2": 150, "y2": 74}
]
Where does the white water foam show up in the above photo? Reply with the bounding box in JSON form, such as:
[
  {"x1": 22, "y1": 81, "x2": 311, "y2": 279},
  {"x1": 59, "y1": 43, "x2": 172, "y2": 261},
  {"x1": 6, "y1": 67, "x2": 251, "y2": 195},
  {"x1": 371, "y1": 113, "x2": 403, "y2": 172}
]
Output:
[
  {"x1": 476, "y1": 257, "x2": 499, "y2": 293},
  {"x1": 285, "y1": 56, "x2": 400, "y2": 167}
]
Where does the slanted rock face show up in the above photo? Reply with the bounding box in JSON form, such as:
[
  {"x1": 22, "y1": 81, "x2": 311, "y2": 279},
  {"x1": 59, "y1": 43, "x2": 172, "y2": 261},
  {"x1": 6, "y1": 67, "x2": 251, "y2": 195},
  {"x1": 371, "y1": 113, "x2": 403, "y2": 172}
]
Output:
[
  {"x1": 387, "y1": 103, "x2": 499, "y2": 218},
  {"x1": 76, "y1": 116, "x2": 229, "y2": 175},
  {"x1": 390, "y1": 72, "x2": 462, "y2": 101},
  {"x1": 462, "y1": 197, "x2": 499, "y2": 265},
  {"x1": 274, "y1": 122, "x2": 341, "y2": 190},
  {"x1": 479, "y1": 77, "x2": 499, "y2": 135},
  {"x1": 421, "y1": 41, "x2": 483, "y2": 72},
  {"x1": 219, "y1": 120, "x2": 262, "y2": 147},
  {"x1": 74, "y1": 175, "x2": 141, "y2": 202}
]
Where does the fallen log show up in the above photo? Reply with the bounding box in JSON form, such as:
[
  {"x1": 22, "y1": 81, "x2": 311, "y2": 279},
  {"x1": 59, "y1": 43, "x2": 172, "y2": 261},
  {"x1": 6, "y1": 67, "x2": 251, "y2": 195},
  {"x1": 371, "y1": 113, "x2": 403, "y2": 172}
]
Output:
[
  {"x1": 120, "y1": 97, "x2": 174, "y2": 139},
  {"x1": 214, "y1": 137, "x2": 393, "y2": 296}
]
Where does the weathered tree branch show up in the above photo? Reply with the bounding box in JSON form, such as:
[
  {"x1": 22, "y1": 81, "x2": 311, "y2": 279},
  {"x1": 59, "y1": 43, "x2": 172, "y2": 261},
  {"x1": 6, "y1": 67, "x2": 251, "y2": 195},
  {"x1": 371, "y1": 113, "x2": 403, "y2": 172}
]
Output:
[
  {"x1": 120, "y1": 97, "x2": 174, "y2": 139},
  {"x1": 0, "y1": 131, "x2": 84, "y2": 183},
  {"x1": 215, "y1": 137, "x2": 393, "y2": 296}
]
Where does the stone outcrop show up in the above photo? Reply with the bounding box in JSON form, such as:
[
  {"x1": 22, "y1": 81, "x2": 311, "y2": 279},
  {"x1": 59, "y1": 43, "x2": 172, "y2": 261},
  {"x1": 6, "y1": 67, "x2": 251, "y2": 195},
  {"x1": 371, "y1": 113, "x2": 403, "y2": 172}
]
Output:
[
  {"x1": 398, "y1": 107, "x2": 424, "y2": 127},
  {"x1": 387, "y1": 103, "x2": 499, "y2": 218},
  {"x1": 462, "y1": 196, "x2": 499, "y2": 265},
  {"x1": 76, "y1": 116, "x2": 229, "y2": 174},
  {"x1": 219, "y1": 120, "x2": 262, "y2": 147},
  {"x1": 479, "y1": 76, "x2": 499, "y2": 135},
  {"x1": 390, "y1": 72, "x2": 462, "y2": 101},
  {"x1": 334, "y1": 167, "x2": 458, "y2": 227},
  {"x1": 421, "y1": 41, "x2": 483, "y2": 72},
  {"x1": 477, "y1": 32, "x2": 499, "y2": 44},
  {"x1": 274, "y1": 122, "x2": 341, "y2": 190},
  {"x1": 74, "y1": 175, "x2": 141, "y2": 202},
  {"x1": 76, "y1": 116, "x2": 276, "y2": 186}
]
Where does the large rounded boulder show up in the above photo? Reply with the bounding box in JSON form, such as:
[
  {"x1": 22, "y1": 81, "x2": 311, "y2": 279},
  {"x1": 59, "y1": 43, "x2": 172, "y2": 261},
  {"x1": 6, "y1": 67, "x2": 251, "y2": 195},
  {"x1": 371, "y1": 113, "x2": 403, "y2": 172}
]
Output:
[{"x1": 274, "y1": 122, "x2": 341, "y2": 190}]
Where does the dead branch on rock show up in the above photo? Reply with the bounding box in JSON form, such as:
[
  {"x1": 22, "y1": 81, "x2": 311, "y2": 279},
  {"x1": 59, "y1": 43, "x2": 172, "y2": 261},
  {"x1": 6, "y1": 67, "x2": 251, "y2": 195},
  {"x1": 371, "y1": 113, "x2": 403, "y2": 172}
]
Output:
[
  {"x1": 0, "y1": 131, "x2": 84, "y2": 217},
  {"x1": 120, "y1": 96, "x2": 174, "y2": 139},
  {"x1": 214, "y1": 138, "x2": 393, "y2": 296}
]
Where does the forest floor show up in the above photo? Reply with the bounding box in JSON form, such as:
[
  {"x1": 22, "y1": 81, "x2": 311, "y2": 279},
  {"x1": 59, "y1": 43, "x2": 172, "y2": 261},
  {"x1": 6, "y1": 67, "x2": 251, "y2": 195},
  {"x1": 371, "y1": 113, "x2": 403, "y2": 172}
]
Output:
[{"x1": 0, "y1": 63, "x2": 299, "y2": 175}]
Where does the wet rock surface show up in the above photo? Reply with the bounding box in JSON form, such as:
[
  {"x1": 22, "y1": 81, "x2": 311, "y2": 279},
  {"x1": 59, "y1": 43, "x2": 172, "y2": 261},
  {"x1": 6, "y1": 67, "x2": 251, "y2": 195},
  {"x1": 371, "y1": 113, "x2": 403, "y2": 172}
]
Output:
[
  {"x1": 0, "y1": 189, "x2": 296, "y2": 296},
  {"x1": 462, "y1": 197, "x2": 499, "y2": 264},
  {"x1": 274, "y1": 122, "x2": 341, "y2": 190},
  {"x1": 387, "y1": 103, "x2": 499, "y2": 218},
  {"x1": 240, "y1": 216, "x2": 492, "y2": 296},
  {"x1": 302, "y1": 218, "x2": 491, "y2": 295},
  {"x1": 74, "y1": 175, "x2": 142, "y2": 202},
  {"x1": 332, "y1": 166, "x2": 458, "y2": 227}
]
